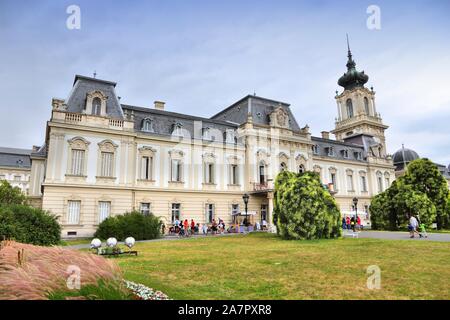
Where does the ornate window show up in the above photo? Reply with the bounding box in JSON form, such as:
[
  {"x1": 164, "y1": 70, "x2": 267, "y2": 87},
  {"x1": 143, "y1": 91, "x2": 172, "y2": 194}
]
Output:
[
  {"x1": 359, "y1": 171, "x2": 368, "y2": 192},
  {"x1": 326, "y1": 147, "x2": 335, "y2": 156},
  {"x1": 329, "y1": 167, "x2": 338, "y2": 191},
  {"x1": 346, "y1": 169, "x2": 354, "y2": 191},
  {"x1": 312, "y1": 145, "x2": 319, "y2": 155},
  {"x1": 228, "y1": 156, "x2": 240, "y2": 185},
  {"x1": 298, "y1": 164, "x2": 305, "y2": 174},
  {"x1": 346, "y1": 99, "x2": 354, "y2": 118},
  {"x1": 259, "y1": 161, "x2": 266, "y2": 184},
  {"x1": 140, "y1": 203, "x2": 151, "y2": 216},
  {"x1": 225, "y1": 129, "x2": 238, "y2": 144},
  {"x1": 376, "y1": 171, "x2": 383, "y2": 193},
  {"x1": 205, "y1": 203, "x2": 215, "y2": 223},
  {"x1": 98, "y1": 201, "x2": 111, "y2": 223},
  {"x1": 141, "y1": 118, "x2": 154, "y2": 132},
  {"x1": 384, "y1": 172, "x2": 390, "y2": 188},
  {"x1": 364, "y1": 97, "x2": 370, "y2": 115},
  {"x1": 171, "y1": 203, "x2": 181, "y2": 222},
  {"x1": 86, "y1": 90, "x2": 107, "y2": 116},
  {"x1": 342, "y1": 149, "x2": 349, "y2": 158},
  {"x1": 97, "y1": 140, "x2": 118, "y2": 178},
  {"x1": 202, "y1": 128, "x2": 211, "y2": 141},
  {"x1": 354, "y1": 151, "x2": 363, "y2": 160},
  {"x1": 67, "y1": 200, "x2": 81, "y2": 224},
  {"x1": 203, "y1": 153, "x2": 216, "y2": 184},
  {"x1": 138, "y1": 146, "x2": 156, "y2": 180},
  {"x1": 169, "y1": 150, "x2": 184, "y2": 182},
  {"x1": 172, "y1": 123, "x2": 184, "y2": 137},
  {"x1": 67, "y1": 137, "x2": 90, "y2": 176}
]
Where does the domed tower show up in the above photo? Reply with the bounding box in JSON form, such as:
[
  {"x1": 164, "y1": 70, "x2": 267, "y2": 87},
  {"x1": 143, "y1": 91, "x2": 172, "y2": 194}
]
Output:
[
  {"x1": 331, "y1": 36, "x2": 389, "y2": 158},
  {"x1": 393, "y1": 145, "x2": 420, "y2": 177}
]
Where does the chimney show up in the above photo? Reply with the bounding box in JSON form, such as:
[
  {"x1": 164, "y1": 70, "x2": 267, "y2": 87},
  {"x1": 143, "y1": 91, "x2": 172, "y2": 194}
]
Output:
[
  {"x1": 154, "y1": 101, "x2": 165, "y2": 110},
  {"x1": 321, "y1": 131, "x2": 330, "y2": 140}
]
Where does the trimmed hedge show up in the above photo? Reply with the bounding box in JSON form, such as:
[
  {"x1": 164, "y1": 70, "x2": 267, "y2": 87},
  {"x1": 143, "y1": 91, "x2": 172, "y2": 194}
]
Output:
[
  {"x1": 0, "y1": 205, "x2": 61, "y2": 245},
  {"x1": 94, "y1": 211, "x2": 162, "y2": 241}
]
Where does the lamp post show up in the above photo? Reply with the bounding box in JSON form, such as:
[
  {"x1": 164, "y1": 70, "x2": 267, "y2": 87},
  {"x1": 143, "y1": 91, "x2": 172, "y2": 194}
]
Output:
[
  {"x1": 353, "y1": 197, "x2": 358, "y2": 230},
  {"x1": 242, "y1": 193, "x2": 249, "y2": 227}
]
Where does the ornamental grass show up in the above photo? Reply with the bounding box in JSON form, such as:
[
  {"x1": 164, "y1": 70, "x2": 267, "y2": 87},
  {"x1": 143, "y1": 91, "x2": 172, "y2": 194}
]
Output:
[{"x1": 0, "y1": 240, "x2": 126, "y2": 300}]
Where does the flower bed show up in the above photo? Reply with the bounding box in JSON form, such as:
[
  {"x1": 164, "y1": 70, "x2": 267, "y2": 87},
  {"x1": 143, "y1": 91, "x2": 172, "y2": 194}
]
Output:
[{"x1": 125, "y1": 280, "x2": 170, "y2": 300}]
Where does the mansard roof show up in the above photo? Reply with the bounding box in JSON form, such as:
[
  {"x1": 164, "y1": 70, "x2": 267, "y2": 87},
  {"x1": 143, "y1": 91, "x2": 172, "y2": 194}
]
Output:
[
  {"x1": 65, "y1": 75, "x2": 123, "y2": 119},
  {"x1": 122, "y1": 104, "x2": 239, "y2": 141},
  {"x1": 210, "y1": 95, "x2": 302, "y2": 132},
  {"x1": 311, "y1": 136, "x2": 366, "y2": 162},
  {"x1": 0, "y1": 147, "x2": 32, "y2": 168}
]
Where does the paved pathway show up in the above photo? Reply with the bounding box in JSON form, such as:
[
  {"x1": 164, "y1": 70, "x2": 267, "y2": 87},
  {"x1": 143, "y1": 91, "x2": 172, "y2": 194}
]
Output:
[
  {"x1": 65, "y1": 232, "x2": 244, "y2": 249},
  {"x1": 66, "y1": 230, "x2": 450, "y2": 249},
  {"x1": 355, "y1": 230, "x2": 450, "y2": 242}
]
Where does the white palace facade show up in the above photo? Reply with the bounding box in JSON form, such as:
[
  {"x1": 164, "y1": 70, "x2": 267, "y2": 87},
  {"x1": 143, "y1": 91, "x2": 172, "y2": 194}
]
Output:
[{"x1": 26, "y1": 47, "x2": 395, "y2": 237}]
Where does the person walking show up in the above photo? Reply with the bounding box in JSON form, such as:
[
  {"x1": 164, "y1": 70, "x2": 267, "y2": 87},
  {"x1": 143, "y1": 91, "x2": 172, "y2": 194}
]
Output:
[
  {"x1": 190, "y1": 219, "x2": 195, "y2": 233},
  {"x1": 342, "y1": 217, "x2": 346, "y2": 229},
  {"x1": 346, "y1": 216, "x2": 351, "y2": 230},
  {"x1": 350, "y1": 216, "x2": 355, "y2": 232},
  {"x1": 202, "y1": 223, "x2": 208, "y2": 235},
  {"x1": 408, "y1": 214, "x2": 420, "y2": 238},
  {"x1": 356, "y1": 215, "x2": 362, "y2": 230}
]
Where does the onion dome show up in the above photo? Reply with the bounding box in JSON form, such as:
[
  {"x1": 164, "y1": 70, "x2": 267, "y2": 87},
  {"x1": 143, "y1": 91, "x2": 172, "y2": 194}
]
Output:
[{"x1": 338, "y1": 36, "x2": 369, "y2": 90}]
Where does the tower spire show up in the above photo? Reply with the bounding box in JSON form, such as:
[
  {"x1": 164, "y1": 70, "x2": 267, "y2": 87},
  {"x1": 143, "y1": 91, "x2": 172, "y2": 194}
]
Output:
[{"x1": 346, "y1": 33, "x2": 352, "y2": 58}]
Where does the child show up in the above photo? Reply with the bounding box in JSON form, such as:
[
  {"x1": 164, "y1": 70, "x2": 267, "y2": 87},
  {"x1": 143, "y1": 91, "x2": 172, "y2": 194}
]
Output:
[{"x1": 419, "y1": 222, "x2": 427, "y2": 238}]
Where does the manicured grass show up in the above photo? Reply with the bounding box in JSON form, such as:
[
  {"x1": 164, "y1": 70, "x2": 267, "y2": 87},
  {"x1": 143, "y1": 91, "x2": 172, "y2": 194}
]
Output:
[{"x1": 116, "y1": 233, "x2": 450, "y2": 300}]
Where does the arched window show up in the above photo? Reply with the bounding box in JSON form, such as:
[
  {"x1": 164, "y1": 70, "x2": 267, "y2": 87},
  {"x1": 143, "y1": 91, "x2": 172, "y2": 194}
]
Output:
[
  {"x1": 364, "y1": 97, "x2": 370, "y2": 115},
  {"x1": 92, "y1": 97, "x2": 101, "y2": 115},
  {"x1": 259, "y1": 161, "x2": 266, "y2": 184},
  {"x1": 141, "y1": 118, "x2": 153, "y2": 132},
  {"x1": 346, "y1": 99, "x2": 354, "y2": 118},
  {"x1": 298, "y1": 164, "x2": 305, "y2": 174}
]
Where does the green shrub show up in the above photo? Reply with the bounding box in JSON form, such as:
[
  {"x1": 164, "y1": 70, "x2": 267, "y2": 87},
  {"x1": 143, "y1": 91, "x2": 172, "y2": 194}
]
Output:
[
  {"x1": 0, "y1": 204, "x2": 61, "y2": 245},
  {"x1": 94, "y1": 211, "x2": 162, "y2": 241},
  {"x1": 273, "y1": 170, "x2": 341, "y2": 240},
  {"x1": 0, "y1": 180, "x2": 27, "y2": 205}
]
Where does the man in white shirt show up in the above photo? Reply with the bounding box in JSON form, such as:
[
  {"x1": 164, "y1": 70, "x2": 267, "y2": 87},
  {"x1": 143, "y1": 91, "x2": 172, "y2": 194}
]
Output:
[{"x1": 409, "y1": 215, "x2": 419, "y2": 238}]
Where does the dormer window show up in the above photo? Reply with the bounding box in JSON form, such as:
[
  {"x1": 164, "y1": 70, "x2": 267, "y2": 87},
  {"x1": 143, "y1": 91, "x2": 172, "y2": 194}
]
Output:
[
  {"x1": 354, "y1": 151, "x2": 363, "y2": 160},
  {"x1": 341, "y1": 149, "x2": 349, "y2": 158},
  {"x1": 202, "y1": 128, "x2": 211, "y2": 140},
  {"x1": 92, "y1": 97, "x2": 101, "y2": 116},
  {"x1": 141, "y1": 118, "x2": 154, "y2": 132},
  {"x1": 312, "y1": 145, "x2": 319, "y2": 154},
  {"x1": 172, "y1": 123, "x2": 184, "y2": 137},
  {"x1": 326, "y1": 147, "x2": 335, "y2": 156},
  {"x1": 225, "y1": 130, "x2": 237, "y2": 144}
]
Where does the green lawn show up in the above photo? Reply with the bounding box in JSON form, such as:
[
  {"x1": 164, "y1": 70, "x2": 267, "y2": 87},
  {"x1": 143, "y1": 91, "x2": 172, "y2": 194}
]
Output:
[
  {"x1": 115, "y1": 233, "x2": 450, "y2": 300},
  {"x1": 60, "y1": 238, "x2": 92, "y2": 246}
]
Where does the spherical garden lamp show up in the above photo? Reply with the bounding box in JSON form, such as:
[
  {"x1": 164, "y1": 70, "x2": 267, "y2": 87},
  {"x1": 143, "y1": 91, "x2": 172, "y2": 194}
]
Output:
[
  {"x1": 125, "y1": 237, "x2": 135, "y2": 249},
  {"x1": 90, "y1": 238, "x2": 102, "y2": 249},
  {"x1": 106, "y1": 237, "x2": 117, "y2": 247},
  {"x1": 242, "y1": 193, "x2": 250, "y2": 227}
]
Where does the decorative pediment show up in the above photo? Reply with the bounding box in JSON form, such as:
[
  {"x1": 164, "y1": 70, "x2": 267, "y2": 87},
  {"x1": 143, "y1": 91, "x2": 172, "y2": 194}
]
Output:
[
  {"x1": 328, "y1": 166, "x2": 337, "y2": 174},
  {"x1": 138, "y1": 146, "x2": 157, "y2": 155},
  {"x1": 256, "y1": 149, "x2": 270, "y2": 158},
  {"x1": 202, "y1": 152, "x2": 216, "y2": 163},
  {"x1": 269, "y1": 106, "x2": 289, "y2": 129},
  {"x1": 98, "y1": 139, "x2": 118, "y2": 152},
  {"x1": 295, "y1": 154, "x2": 307, "y2": 162},
  {"x1": 68, "y1": 137, "x2": 90, "y2": 149},
  {"x1": 86, "y1": 90, "x2": 108, "y2": 101},
  {"x1": 227, "y1": 155, "x2": 241, "y2": 165},
  {"x1": 169, "y1": 149, "x2": 184, "y2": 159}
]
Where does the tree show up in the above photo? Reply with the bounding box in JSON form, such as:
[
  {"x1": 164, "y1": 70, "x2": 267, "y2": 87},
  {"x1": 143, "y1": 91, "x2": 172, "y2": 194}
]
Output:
[
  {"x1": 0, "y1": 180, "x2": 27, "y2": 206},
  {"x1": 370, "y1": 159, "x2": 449, "y2": 230},
  {"x1": 273, "y1": 170, "x2": 341, "y2": 240}
]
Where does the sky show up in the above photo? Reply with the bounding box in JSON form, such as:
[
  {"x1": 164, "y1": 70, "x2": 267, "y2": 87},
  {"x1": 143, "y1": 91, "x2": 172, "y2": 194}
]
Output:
[{"x1": 0, "y1": 0, "x2": 449, "y2": 164}]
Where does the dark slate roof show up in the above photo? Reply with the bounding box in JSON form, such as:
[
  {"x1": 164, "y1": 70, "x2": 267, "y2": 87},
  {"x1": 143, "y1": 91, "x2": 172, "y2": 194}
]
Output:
[
  {"x1": 65, "y1": 75, "x2": 123, "y2": 119},
  {"x1": 435, "y1": 163, "x2": 450, "y2": 179},
  {"x1": 122, "y1": 104, "x2": 240, "y2": 143},
  {"x1": 392, "y1": 147, "x2": 420, "y2": 171},
  {"x1": 311, "y1": 137, "x2": 366, "y2": 162},
  {"x1": 0, "y1": 147, "x2": 32, "y2": 168},
  {"x1": 210, "y1": 95, "x2": 302, "y2": 132}
]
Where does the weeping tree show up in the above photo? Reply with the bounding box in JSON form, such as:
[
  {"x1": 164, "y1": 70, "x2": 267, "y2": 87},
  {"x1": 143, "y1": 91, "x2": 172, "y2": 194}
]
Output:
[
  {"x1": 273, "y1": 170, "x2": 341, "y2": 240},
  {"x1": 370, "y1": 158, "x2": 448, "y2": 230}
]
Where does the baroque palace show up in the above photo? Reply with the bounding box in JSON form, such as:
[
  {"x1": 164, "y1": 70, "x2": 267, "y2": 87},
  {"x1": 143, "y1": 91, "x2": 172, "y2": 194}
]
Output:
[{"x1": 20, "y1": 47, "x2": 395, "y2": 238}]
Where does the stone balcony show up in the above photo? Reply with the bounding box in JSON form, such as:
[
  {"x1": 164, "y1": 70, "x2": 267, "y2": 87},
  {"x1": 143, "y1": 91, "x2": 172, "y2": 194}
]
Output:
[
  {"x1": 334, "y1": 114, "x2": 384, "y2": 129},
  {"x1": 252, "y1": 181, "x2": 274, "y2": 192},
  {"x1": 51, "y1": 110, "x2": 135, "y2": 131}
]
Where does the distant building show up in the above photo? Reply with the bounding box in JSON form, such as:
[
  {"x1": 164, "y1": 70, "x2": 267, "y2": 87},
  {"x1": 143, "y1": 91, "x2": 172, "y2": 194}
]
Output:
[
  {"x1": 0, "y1": 147, "x2": 32, "y2": 195},
  {"x1": 393, "y1": 146, "x2": 450, "y2": 188}
]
